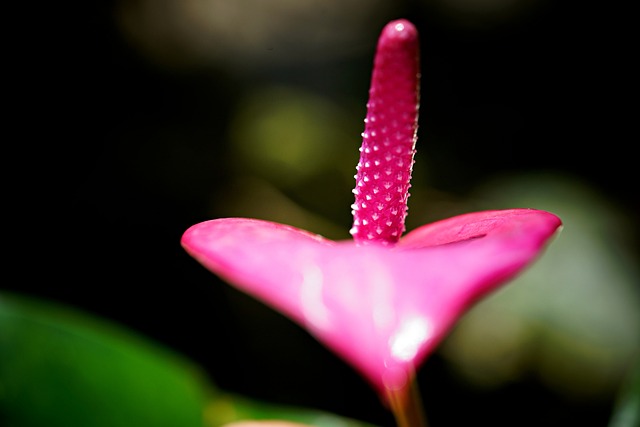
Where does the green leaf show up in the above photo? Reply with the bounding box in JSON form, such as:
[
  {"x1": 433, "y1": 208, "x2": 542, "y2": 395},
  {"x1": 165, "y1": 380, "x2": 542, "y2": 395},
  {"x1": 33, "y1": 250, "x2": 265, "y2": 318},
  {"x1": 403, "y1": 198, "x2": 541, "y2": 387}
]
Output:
[
  {"x1": 0, "y1": 292, "x2": 379, "y2": 427},
  {"x1": 205, "y1": 392, "x2": 379, "y2": 427},
  {"x1": 608, "y1": 358, "x2": 640, "y2": 427},
  {"x1": 0, "y1": 292, "x2": 213, "y2": 427}
]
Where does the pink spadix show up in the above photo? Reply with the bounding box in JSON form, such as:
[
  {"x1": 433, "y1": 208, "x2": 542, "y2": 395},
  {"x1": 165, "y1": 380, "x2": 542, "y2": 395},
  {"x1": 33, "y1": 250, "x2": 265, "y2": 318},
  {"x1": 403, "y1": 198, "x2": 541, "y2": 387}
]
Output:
[
  {"x1": 181, "y1": 19, "x2": 562, "y2": 401},
  {"x1": 351, "y1": 19, "x2": 419, "y2": 245}
]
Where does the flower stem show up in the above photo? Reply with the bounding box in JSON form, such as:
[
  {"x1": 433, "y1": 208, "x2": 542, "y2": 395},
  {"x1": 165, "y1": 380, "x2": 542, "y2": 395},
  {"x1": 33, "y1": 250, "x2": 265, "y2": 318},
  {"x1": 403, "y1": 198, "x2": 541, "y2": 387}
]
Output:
[{"x1": 386, "y1": 375, "x2": 428, "y2": 427}]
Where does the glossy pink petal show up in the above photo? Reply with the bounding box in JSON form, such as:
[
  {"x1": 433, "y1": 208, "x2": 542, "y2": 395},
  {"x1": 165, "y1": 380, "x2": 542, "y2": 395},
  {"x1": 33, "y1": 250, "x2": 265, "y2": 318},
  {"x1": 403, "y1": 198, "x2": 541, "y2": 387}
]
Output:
[{"x1": 182, "y1": 209, "x2": 561, "y2": 395}]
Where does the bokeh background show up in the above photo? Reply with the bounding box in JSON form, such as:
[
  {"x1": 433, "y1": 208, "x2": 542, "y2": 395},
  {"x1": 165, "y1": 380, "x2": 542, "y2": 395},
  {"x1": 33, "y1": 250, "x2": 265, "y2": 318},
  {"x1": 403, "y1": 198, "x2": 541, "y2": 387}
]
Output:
[{"x1": 6, "y1": 0, "x2": 638, "y2": 426}]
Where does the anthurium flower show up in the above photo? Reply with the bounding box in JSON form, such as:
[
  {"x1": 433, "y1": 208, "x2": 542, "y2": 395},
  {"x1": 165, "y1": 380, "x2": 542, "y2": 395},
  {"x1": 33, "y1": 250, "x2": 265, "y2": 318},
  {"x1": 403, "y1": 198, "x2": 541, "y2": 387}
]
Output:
[{"x1": 182, "y1": 19, "x2": 561, "y2": 405}]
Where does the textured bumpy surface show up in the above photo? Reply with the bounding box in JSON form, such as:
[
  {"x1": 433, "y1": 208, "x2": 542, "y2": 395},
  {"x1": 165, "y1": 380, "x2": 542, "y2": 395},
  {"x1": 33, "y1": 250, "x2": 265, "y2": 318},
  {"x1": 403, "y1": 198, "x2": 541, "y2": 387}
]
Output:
[{"x1": 350, "y1": 20, "x2": 420, "y2": 245}]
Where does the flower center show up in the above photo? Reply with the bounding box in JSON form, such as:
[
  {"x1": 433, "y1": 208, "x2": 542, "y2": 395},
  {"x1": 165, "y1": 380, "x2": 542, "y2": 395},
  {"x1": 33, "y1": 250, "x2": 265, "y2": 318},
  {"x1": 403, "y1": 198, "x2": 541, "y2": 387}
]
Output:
[{"x1": 350, "y1": 20, "x2": 420, "y2": 246}]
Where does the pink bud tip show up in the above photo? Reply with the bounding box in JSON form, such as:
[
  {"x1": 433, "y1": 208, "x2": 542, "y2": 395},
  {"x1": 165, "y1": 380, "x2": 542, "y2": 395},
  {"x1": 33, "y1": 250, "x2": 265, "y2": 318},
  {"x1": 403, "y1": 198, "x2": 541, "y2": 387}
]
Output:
[{"x1": 380, "y1": 19, "x2": 418, "y2": 44}]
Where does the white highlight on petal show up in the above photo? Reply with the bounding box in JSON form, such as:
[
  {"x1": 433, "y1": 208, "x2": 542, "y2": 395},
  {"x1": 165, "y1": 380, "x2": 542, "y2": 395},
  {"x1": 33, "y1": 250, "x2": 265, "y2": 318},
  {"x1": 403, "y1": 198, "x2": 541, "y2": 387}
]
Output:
[
  {"x1": 300, "y1": 264, "x2": 331, "y2": 331},
  {"x1": 389, "y1": 316, "x2": 433, "y2": 361},
  {"x1": 370, "y1": 262, "x2": 394, "y2": 331}
]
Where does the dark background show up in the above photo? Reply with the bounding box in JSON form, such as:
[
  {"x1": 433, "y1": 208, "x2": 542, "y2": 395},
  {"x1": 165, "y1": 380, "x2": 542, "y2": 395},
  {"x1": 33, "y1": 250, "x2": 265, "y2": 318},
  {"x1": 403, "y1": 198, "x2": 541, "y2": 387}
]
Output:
[{"x1": 13, "y1": 0, "x2": 636, "y2": 426}]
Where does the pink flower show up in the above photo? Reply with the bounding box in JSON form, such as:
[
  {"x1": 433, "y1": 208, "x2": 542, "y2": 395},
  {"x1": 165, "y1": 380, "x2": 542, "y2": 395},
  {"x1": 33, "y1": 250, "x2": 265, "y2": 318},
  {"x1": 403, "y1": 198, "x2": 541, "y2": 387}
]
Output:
[{"x1": 181, "y1": 20, "x2": 561, "y2": 400}]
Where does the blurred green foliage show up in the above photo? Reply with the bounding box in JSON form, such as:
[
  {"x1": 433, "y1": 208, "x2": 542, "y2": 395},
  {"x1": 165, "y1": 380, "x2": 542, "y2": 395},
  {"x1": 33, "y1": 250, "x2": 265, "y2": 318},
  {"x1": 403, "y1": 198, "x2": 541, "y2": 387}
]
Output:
[
  {"x1": 0, "y1": 293, "x2": 210, "y2": 427},
  {"x1": 608, "y1": 357, "x2": 640, "y2": 427},
  {"x1": 0, "y1": 293, "x2": 377, "y2": 427}
]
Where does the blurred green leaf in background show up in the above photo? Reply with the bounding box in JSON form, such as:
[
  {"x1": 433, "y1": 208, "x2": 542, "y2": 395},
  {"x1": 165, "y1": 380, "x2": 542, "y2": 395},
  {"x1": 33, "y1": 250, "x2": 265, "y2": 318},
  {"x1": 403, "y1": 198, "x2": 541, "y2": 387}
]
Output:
[
  {"x1": 0, "y1": 292, "x2": 212, "y2": 427},
  {"x1": 0, "y1": 293, "x2": 377, "y2": 427}
]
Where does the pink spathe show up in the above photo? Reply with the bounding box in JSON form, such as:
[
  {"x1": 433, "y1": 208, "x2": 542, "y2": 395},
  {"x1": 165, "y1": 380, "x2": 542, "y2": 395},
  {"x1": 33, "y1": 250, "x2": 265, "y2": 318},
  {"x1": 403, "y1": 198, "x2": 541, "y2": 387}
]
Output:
[
  {"x1": 181, "y1": 19, "x2": 562, "y2": 398},
  {"x1": 182, "y1": 210, "x2": 561, "y2": 394}
]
